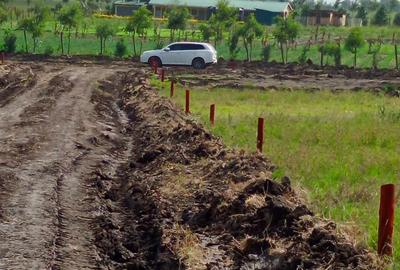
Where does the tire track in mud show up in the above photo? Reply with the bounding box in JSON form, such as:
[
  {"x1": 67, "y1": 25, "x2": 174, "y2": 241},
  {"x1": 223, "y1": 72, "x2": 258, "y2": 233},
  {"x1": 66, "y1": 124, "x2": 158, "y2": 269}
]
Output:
[{"x1": 0, "y1": 64, "x2": 132, "y2": 269}]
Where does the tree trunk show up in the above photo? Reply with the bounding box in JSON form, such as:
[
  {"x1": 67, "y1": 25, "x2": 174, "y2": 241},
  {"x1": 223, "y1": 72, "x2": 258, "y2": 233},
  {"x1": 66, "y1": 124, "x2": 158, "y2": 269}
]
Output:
[
  {"x1": 285, "y1": 41, "x2": 289, "y2": 64},
  {"x1": 67, "y1": 28, "x2": 71, "y2": 55},
  {"x1": 103, "y1": 38, "x2": 106, "y2": 55},
  {"x1": 24, "y1": 30, "x2": 28, "y2": 53},
  {"x1": 354, "y1": 48, "x2": 357, "y2": 67},
  {"x1": 100, "y1": 37, "x2": 103, "y2": 55},
  {"x1": 132, "y1": 32, "x2": 137, "y2": 56},
  {"x1": 244, "y1": 41, "x2": 249, "y2": 61},
  {"x1": 280, "y1": 42, "x2": 284, "y2": 63},
  {"x1": 139, "y1": 37, "x2": 143, "y2": 55}
]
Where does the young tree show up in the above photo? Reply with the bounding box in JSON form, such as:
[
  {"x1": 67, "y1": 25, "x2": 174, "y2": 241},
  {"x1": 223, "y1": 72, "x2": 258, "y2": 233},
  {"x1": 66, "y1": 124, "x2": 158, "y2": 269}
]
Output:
[
  {"x1": 125, "y1": 6, "x2": 152, "y2": 56},
  {"x1": 356, "y1": 6, "x2": 368, "y2": 26},
  {"x1": 96, "y1": 23, "x2": 114, "y2": 55},
  {"x1": 17, "y1": 5, "x2": 49, "y2": 53},
  {"x1": 371, "y1": 5, "x2": 389, "y2": 25},
  {"x1": 199, "y1": 23, "x2": 212, "y2": 42},
  {"x1": 393, "y1": 12, "x2": 400, "y2": 26},
  {"x1": 367, "y1": 40, "x2": 381, "y2": 69},
  {"x1": 273, "y1": 16, "x2": 300, "y2": 64},
  {"x1": 344, "y1": 27, "x2": 365, "y2": 67},
  {"x1": 58, "y1": 3, "x2": 83, "y2": 55},
  {"x1": 0, "y1": 5, "x2": 8, "y2": 33},
  {"x1": 167, "y1": 6, "x2": 190, "y2": 42},
  {"x1": 18, "y1": 18, "x2": 31, "y2": 53},
  {"x1": 208, "y1": 0, "x2": 237, "y2": 46},
  {"x1": 238, "y1": 14, "x2": 263, "y2": 61}
]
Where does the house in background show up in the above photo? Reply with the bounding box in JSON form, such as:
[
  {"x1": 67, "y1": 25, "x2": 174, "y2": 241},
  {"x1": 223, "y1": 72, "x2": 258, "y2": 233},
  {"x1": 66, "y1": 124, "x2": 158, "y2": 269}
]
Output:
[
  {"x1": 113, "y1": 0, "x2": 292, "y2": 25},
  {"x1": 149, "y1": 0, "x2": 292, "y2": 24},
  {"x1": 114, "y1": 0, "x2": 148, "y2": 16},
  {"x1": 305, "y1": 9, "x2": 346, "y2": 26}
]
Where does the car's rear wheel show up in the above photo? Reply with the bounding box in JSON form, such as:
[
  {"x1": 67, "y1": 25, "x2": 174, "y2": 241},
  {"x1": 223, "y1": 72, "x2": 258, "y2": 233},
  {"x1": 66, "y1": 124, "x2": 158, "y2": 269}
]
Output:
[
  {"x1": 192, "y1": 58, "x2": 206, "y2": 69},
  {"x1": 148, "y1": 56, "x2": 162, "y2": 68}
]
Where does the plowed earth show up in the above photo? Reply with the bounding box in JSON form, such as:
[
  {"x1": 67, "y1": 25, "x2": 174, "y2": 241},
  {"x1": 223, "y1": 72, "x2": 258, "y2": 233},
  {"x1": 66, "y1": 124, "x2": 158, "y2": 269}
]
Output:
[{"x1": 0, "y1": 59, "x2": 381, "y2": 270}]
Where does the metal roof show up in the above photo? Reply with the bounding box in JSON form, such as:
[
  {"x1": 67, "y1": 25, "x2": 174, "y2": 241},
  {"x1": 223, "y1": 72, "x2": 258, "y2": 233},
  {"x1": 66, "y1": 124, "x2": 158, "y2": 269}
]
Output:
[{"x1": 148, "y1": 0, "x2": 290, "y2": 12}]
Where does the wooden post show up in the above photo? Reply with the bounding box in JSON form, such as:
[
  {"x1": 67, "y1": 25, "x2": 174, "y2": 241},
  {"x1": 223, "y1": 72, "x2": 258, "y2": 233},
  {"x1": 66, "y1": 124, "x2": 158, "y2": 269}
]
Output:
[
  {"x1": 185, "y1": 90, "x2": 190, "y2": 114},
  {"x1": 395, "y1": 44, "x2": 398, "y2": 70},
  {"x1": 161, "y1": 68, "x2": 165, "y2": 82},
  {"x1": 378, "y1": 184, "x2": 396, "y2": 257},
  {"x1": 170, "y1": 80, "x2": 174, "y2": 97},
  {"x1": 1, "y1": 52, "x2": 4, "y2": 65},
  {"x1": 210, "y1": 104, "x2": 215, "y2": 127},
  {"x1": 257, "y1": 118, "x2": 264, "y2": 152}
]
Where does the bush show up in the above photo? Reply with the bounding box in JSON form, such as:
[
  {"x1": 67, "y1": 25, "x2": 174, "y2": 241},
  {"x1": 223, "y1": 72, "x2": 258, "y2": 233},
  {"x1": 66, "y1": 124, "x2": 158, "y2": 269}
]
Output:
[
  {"x1": 114, "y1": 38, "x2": 127, "y2": 58},
  {"x1": 262, "y1": 45, "x2": 271, "y2": 62},
  {"x1": 3, "y1": 31, "x2": 17, "y2": 53},
  {"x1": 298, "y1": 45, "x2": 309, "y2": 64},
  {"x1": 229, "y1": 30, "x2": 240, "y2": 60},
  {"x1": 44, "y1": 45, "x2": 54, "y2": 56},
  {"x1": 372, "y1": 5, "x2": 389, "y2": 26},
  {"x1": 325, "y1": 42, "x2": 341, "y2": 67},
  {"x1": 393, "y1": 12, "x2": 400, "y2": 26}
]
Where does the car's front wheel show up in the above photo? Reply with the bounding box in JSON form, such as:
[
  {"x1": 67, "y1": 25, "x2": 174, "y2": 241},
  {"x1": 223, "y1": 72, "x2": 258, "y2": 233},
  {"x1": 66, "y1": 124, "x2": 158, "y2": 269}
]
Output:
[
  {"x1": 148, "y1": 56, "x2": 162, "y2": 68},
  {"x1": 192, "y1": 58, "x2": 205, "y2": 69}
]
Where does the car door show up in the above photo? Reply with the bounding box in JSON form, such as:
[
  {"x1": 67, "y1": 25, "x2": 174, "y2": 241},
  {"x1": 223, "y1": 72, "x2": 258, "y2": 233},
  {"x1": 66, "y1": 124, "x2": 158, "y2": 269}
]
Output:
[{"x1": 161, "y1": 44, "x2": 184, "y2": 65}]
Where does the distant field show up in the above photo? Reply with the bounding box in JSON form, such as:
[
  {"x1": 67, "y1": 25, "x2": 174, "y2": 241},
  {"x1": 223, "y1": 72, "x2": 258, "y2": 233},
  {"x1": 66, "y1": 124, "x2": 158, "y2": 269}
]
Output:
[
  {"x1": 152, "y1": 79, "x2": 400, "y2": 267},
  {"x1": 0, "y1": 26, "x2": 399, "y2": 69}
]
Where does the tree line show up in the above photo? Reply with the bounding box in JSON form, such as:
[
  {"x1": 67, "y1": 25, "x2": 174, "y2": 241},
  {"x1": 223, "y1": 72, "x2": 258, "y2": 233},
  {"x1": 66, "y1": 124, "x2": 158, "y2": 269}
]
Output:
[{"x1": 0, "y1": 0, "x2": 398, "y2": 69}]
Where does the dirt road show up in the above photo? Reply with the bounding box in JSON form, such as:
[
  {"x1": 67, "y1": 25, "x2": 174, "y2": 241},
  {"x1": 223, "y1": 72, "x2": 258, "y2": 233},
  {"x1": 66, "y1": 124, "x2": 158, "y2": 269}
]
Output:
[
  {"x1": 0, "y1": 60, "x2": 379, "y2": 269},
  {"x1": 0, "y1": 63, "x2": 132, "y2": 269}
]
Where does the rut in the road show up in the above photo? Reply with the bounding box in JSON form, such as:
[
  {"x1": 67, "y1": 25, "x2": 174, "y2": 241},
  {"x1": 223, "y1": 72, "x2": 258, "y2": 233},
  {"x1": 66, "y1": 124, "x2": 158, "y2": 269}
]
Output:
[{"x1": 0, "y1": 64, "x2": 134, "y2": 270}]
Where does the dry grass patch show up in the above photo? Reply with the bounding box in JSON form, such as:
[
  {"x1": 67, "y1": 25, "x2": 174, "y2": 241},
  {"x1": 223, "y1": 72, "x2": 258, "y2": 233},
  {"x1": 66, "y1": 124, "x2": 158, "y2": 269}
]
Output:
[{"x1": 170, "y1": 225, "x2": 206, "y2": 270}]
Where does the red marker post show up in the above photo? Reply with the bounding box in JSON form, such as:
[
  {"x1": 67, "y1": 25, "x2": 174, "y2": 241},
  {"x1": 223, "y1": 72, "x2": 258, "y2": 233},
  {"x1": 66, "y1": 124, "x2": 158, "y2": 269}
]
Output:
[
  {"x1": 185, "y1": 90, "x2": 190, "y2": 114},
  {"x1": 161, "y1": 68, "x2": 165, "y2": 82},
  {"x1": 170, "y1": 81, "x2": 175, "y2": 97},
  {"x1": 257, "y1": 118, "x2": 264, "y2": 153},
  {"x1": 210, "y1": 104, "x2": 215, "y2": 127},
  {"x1": 378, "y1": 184, "x2": 396, "y2": 256}
]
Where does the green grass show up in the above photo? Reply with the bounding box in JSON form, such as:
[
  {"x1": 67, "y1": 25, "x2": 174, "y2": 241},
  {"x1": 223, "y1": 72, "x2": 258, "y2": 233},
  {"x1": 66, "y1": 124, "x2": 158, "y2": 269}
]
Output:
[
  {"x1": 153, "y1": 78, "x2": 400, "y2": 268},
  {"x1": 0, "y1": 13, "x2": 398, "y2": 68}
]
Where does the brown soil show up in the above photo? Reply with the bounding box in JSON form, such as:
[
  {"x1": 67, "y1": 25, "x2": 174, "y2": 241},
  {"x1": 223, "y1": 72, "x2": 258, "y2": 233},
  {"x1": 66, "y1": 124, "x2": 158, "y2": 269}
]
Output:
[{"x1": 0, "y1": 58, "x2": 382, "y2": 269}]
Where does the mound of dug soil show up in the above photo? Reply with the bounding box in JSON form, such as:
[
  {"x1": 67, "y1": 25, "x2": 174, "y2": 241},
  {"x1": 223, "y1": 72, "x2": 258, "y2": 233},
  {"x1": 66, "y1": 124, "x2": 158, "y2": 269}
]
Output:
[{"x1": 92, "y1": 68, "x2": 379, "y2": 270}]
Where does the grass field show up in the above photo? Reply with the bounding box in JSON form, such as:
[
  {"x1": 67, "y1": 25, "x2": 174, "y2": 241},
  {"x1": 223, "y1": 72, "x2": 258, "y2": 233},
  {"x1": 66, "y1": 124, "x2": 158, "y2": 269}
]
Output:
[
  {"x1": 0, "y1": 12, "x2": 399, "y2": 68},
  {"x1": 152, "y1": 78, "x2": 400, "y2": 267}
]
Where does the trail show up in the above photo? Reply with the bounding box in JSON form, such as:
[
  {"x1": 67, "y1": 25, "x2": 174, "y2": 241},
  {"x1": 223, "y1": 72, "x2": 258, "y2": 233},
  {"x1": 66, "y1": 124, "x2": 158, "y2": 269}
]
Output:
[{"x1": 0, "y1": 63, "x2": 132, "y2": 269}]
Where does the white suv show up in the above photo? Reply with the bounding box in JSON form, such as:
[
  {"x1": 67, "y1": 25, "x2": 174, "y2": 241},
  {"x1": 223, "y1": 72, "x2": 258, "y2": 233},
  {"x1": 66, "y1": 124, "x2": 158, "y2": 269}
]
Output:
[{"x1": 140, "y1": 42, "x2": 217, "y2": 69}]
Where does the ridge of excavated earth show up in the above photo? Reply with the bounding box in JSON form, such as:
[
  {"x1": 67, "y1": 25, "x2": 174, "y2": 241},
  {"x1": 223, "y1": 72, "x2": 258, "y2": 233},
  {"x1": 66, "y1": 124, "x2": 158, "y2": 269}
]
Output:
[{"x1": 0, "y1": 60, "x2": 382, "y2": 270}]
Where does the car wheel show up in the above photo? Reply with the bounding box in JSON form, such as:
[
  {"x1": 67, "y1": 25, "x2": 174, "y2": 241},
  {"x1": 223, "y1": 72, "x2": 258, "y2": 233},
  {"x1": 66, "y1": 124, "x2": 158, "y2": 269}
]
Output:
[
  {"x1": 148, "y1": 57, "x2": 162, "y2": 68},
  {"x1": 192, "y1": 58, "x2": 205, "y2": 69}
]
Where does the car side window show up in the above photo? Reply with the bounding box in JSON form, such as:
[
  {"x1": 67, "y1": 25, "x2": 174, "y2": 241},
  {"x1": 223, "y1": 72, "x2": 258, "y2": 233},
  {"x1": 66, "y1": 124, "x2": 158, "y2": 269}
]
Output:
[
  {"x1": 169, "y1": 44, "x2": 182, "y2": 51},
  {"x1": 181, "y1": 44, "x2": 205, "y2": 50}
]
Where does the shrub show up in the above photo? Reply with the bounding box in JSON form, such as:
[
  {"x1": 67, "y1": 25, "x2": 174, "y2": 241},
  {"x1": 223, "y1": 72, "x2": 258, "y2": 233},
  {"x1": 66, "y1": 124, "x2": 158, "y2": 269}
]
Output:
[
  {"x1": 262, "y1": 45, "x2": 271, "y2": 62},
  {"x1": 229, "y1": 30, "x2": 240, "y2": 60},
  {"x1": 3, "y1": 31, "x2": 17, "y2": 53},
  {"x1": 393, "y1": 12, "x2": 400, "y2": 26},
  {"x1": 114, "y1": 38, "x2": 127, "y2": 58},
  {"x1": 371, "y1": 5, "x2": 389, "y2": 26},
  {"x1": 298, "y1": 45, "x2": 309, "y2": 64},
  {"x1": 325, "y1": 42, "x2": 341, "y2": 67},
  {"x1": 44, "y1": 45, "x2": 54, "y2": 56}
]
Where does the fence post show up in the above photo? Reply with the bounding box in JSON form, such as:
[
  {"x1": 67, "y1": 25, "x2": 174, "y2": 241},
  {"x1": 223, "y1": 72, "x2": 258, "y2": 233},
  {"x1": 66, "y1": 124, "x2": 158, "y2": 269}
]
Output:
[
  {"x1": 257, "y1": 118, "x2": 264, "y2": 152},
  {"x1": 378, "y1": 184, "x2": 396, "y2": 257},
  {"x1": 161, "y1": 68, "x2": 165, "y2": 82},
  {"x1": 395, "y1": 45, "x2": 398, "y2": 70},
  {"x1": 185, "y1": 90, "x2": 190, "y2": 114},
  {"x1": 210, "y1": 104, "x2": 215, "y2": 127},
  {"x1": 170, "y1": 80, "x2": 174, "y2": 97}
]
